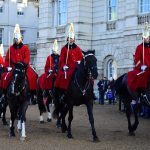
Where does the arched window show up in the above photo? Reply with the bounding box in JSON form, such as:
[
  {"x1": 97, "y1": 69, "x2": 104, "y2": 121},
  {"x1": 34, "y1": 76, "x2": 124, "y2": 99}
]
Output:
[
  {"x1": 108, "y1": 59, "x2": 113, "y2": 79},
  {"x1": 107, "y1": 59, "x2": 117, "y2": 80}
]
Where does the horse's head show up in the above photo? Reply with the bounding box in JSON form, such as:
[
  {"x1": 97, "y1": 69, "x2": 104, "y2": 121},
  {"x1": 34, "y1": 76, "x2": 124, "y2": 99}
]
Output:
[
  {"x1": 9, "y1": 62, "x2": 26, "y2": 96},
  {"x1": 82, "y1": 50, "x2": 98, "y2": 79}
]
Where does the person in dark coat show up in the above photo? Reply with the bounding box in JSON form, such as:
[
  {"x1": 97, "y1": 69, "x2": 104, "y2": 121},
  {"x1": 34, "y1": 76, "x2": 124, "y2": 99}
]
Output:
[{"x1": 97, "y1": 77, "x2": 108, "y2": 104}]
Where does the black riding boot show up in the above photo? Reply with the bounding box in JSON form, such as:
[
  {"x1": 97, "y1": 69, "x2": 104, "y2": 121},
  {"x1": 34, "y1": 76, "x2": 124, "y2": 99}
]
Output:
[
  {"x1": 59, "y1": 90, "x2": 67, "y2": 103},
  {"x1": 138, "y1": 89, "x2": 150, "y2": 106}
]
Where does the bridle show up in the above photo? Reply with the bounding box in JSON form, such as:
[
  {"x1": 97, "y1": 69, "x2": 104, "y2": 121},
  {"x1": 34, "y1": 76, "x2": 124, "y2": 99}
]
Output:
[
  {"x1": 10, "y1": 68, "x2": 26, "y2": 96},
  {"x1": 74, "y1": 53, "x2": 95, "y2": 96}
]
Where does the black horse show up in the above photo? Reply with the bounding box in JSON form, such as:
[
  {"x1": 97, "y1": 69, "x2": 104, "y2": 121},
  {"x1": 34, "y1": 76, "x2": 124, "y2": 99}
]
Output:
[
  {"x1": 7, "y1": 62, "x2": 29, "y2": 140},
  {"x1": 53, "y1": 50, "x2": 99, "y2": 142},
  {"x1": 114, "y1": 73, "x2": 150, "y2": 136},
  {"x1": 0, "y1": 66, "x2": 8, "y2": 125}
]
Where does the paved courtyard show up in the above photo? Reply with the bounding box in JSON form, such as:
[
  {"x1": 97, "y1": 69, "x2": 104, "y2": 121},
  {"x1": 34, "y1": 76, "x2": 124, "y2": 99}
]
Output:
[{"x1": 0, "y1": 103, "x2": 150, "y2": 150}]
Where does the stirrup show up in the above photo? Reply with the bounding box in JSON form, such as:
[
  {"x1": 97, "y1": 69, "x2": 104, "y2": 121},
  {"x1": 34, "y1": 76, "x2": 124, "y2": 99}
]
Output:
[{"x1": 142, "y1": 94, "x2": 150, "y2": 106}]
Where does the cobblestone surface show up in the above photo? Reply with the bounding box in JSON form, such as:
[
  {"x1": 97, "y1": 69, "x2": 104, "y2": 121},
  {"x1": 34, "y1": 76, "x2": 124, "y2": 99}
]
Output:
[{"x1": 0, "y1": 103, "x2": 150, "y2": 150}]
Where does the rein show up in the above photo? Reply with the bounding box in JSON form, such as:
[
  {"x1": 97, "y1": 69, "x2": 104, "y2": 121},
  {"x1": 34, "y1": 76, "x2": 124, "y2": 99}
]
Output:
[
  {"x1": 74, "y1": 53, "x2": 94, "y2": 96},
  {"x1": 74, "y1": 73, "x2": 90, "y2": 96}
]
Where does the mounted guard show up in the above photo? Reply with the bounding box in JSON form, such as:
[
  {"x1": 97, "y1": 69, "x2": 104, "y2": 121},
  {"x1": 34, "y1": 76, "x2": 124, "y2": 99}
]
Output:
[
  {"x1": 38, "y1": 39, "x2": 60, "y2": 122},
  {"x1": 55, "y1": 23, "x2": 83, "y2": 101},
  {"x1": 128, "y1": 22, "x2": 150, "y2": 105},
  {"x1": 1, "y1": 24, "x2": 38, "y2": 94}
]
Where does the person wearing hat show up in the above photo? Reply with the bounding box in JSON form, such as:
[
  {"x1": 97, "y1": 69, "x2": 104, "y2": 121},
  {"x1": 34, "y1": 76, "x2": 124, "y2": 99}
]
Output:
[
  {"x1": 1, "y1": 24, "x2": 38, "y2": 94},
  {"x1": 39, "y1": 39, "x2": 60, "y2": 99},
  {"x1": 55, "y1": 23, "x2": 83, "y2": 101},
  {"x1": 128, "y1": 22, "x2": 150, "y2": 100}
]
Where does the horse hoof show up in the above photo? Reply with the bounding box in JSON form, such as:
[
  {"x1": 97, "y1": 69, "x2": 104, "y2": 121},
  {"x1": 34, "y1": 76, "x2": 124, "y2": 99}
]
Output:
[
  {"x1": 67, "y1": 134, "x2": 73, "y2": 139},
  {"x1": 93, "y1": 136, "x2": 100, "y2": 142},
  {"x1": 40, "y1": 121, "x2": 44, "y2": 124},
  {"x1": 47, "y1": 118, "x2": 52, "y2": 122},
  {"x1": 9, "y1": 132, "x2": 15, "y2": 137},
  {"x1": 20, "y1": 136, "x2": 26, "y2": 141},
  {"x1": 3, "y1": 121, "x2": 8, "y2": 126},
  {"x1": 128, "y1": 132, "x2": 135, "y2": 136},
  {"x1": 17, "y1": 129, "x2": 22, "y2": 133}
]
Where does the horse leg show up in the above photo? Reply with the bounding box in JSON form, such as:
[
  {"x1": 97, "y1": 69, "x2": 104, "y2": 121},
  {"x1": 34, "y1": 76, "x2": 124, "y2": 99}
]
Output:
[
  {"x1": 67, "y1": 107, "x2": 73, "y2": 138},
  {"x1": 40, "y1": 111, "x2": 44, "y2": 123},
  {"x1": 56, "y1": 113, "x2": 62, "y2": 128},
  {"x1": 17, "y1": 108, "x2": 22, "y2": 132},
  {"x1": 9, "y1": 111, "x2": 16, "y2": 137},
  {"x1": 46, "y1": 101, "x2": 52, "y2": 122},
  {"x1": 2, "y1": 103, "x2": 8, "y2": 125},
  {"x1": 125, "y1": 102, "x2": 135, "y2": 136},
  {"x1": 131, "y1": 103, "x2": 139, "y2": 133},
  {"x1": 20, "y1": 100, "x2": 29, "y2": 141},
  {"x1": 86, "y1": 104, "x2": 99, "y2": 142},
  {"x1": 61, "y1": 105, "x2": 68, "y2": 133}
]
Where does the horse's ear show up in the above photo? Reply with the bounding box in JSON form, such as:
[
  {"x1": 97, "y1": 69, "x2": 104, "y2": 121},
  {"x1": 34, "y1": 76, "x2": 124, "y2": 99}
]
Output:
[
  {"x1": 82, "y1": 50, "x2": 85, "y2": 56},
  {"x1": 92, "y1": 49, "x2": 95, "y2": 55}
]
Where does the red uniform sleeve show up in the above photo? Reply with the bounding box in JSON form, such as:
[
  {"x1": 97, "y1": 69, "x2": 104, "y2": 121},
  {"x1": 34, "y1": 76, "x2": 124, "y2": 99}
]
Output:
[
  {"x1": 44, "y1": 55, "x2": 54, "y2": 74},
  {"x1": 134, "y1": 44, "x2": 143, "y2": 70},
  {"x1": 59, "y1": 47, "x2": 66, "y2": 69},
  {"x1": 0, "y1": 55, "x2": 4, "y2": 66}
]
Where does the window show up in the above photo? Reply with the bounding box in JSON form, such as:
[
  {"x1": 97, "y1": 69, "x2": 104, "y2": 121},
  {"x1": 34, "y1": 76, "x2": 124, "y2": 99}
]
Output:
[
  {"x1": 0, "y1": 6, "x2": 3, "y2": 13},
  {"x1": 17, "y1": 7, "x2": 24, "y2": 16},
  {"x1": 108, "y1": 0, "x2": 117, "y2": 21},
  {"x1": 139, "y1": 0, "x2": 150, "y2": 14},
  {"x1": 107, "y1": 59, "x2": 117, "y2": 80},
  {"x1": 108, "y1": 60, "x2": 113, "y2": 79},
  {"x1": 58, "y1": 0, "x2": 67, "y2": 25},
  {"x1": 0, "y1": 29, "x2": 3, "y2": 44}
]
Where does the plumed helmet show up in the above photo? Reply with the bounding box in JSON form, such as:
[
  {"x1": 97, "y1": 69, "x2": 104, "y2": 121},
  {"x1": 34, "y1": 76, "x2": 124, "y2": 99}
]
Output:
[
  {"x1": 142, "y1": 22, "x2": 149, "y2": 39},
  {"x1": 68, "y1": 23, "x2": 75, "y2": 39},
  {"x1": 13, "y1": 24, "x2": 22, "y2": 40},
  {"x1": 0, "y1": 44, "x2": 4, "y2": 57},
  {"x1": 52, "y1": 39, "x2": 59, "y2": 54}
]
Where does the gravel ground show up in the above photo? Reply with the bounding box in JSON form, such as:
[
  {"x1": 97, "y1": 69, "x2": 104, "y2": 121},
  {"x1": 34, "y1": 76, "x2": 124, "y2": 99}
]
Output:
[{"x1": 0, "y1": 103, "x2": 150, "y2": 150}]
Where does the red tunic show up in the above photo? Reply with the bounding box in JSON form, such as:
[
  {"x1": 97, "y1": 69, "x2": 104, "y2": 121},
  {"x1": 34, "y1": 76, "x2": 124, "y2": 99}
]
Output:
[
  {"x1": 39, "y1": 55, "x2": 55, "y2": 90},
  {"x1": 1, "y1": 43, "x2": 38, "y2": 90},
  {"x1": 128, "y1": 43, "x2": 150, "y2": 91},
  {"x1": 55, "y1": 43, "x2": 83, "y2": 90},
  {"x1": 0, "y1": 55, "x2": 4, "y2": 89}
]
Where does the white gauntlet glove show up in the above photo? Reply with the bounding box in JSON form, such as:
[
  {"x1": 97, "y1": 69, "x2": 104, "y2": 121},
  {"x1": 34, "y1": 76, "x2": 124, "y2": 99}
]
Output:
[
  {"x1": 48, "y1": 69, "x2": 53, "y2": 74},
  {"x1": 7, "y1": 67, "x2": 12, "y2": 72},
  {"x1": 77, "y1": 61, "x2": 81, "y2": 64},
  {"x1": 63, "y1": 65, "x2": 69, "y2": 71},
  {"x1": 141, "y1": 65, "x2": 147, "y2": 71}
]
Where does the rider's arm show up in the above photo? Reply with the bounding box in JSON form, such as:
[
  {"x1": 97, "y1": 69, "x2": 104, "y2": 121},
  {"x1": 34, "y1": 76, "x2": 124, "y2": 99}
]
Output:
[
  {"x1": 134, "y1": 45, "x2": 143, "y2": 70},
  {"x1": 44, "y1": 55, "x2": 54, "y2": 74},
  {"x1": 22, "y1": 45, "x2": 30, "y2": 66},
  {"x1": 59, "y1": 47, "x2": 66, "y2": 70}
]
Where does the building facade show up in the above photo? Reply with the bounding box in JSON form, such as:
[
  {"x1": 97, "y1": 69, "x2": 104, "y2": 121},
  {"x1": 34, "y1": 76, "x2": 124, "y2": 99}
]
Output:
[
  {"x1": 0, "y1": 0, "x2": 39, "y2": 66},
  {"x1": 36, "y1": 0, "x2": 150, "y2": 80}
]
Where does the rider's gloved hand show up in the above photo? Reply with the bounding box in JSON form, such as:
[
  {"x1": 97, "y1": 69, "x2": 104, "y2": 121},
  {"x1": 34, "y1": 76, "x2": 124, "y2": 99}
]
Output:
[
  {"x1": 77, "y1": 61, "x2": 81, "y2": 64},
  {"x1": 48, "y1": 69, "x2": 53, "y2": 74},
  {"x1": 63, "y1": 65, "x2": 69, "y2": 71},
  {"x1": 7, "y1": 67, "x2": 12, "y2": 72},
  {"x1": 141, "y1": 65, "x2": 147, "y2": 71}
]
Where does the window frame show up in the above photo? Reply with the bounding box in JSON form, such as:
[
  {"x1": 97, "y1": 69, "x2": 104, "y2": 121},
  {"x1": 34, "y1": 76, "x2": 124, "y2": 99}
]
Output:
[
  {"x1": 0, "y1": 29, "x2": 3, "y2": 44},
  {"x1": 107, "y1": 0, "x2": 117, "y2": 21},
  {"x1": 58, "y1": 0, "x2": 67, "y2": 26},
  {"x1": 138, "y1": 0, "x2": 150, "y2": 14}
]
